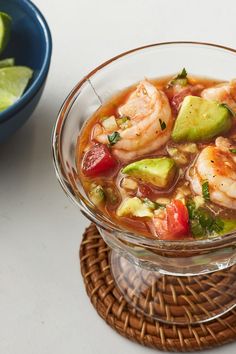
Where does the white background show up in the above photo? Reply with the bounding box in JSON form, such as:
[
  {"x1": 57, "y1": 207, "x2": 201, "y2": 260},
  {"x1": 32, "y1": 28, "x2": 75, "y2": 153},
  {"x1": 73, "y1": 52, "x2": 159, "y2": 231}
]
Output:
[{"x1": 1, "y1": 0, "x2": 236, "y2": 353}]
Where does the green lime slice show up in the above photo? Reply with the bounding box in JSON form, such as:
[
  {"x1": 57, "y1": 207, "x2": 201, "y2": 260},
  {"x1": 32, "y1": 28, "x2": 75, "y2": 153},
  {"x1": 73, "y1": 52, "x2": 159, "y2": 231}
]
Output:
[
  {"x1": 0, "y1": 89, "x2": 15, "y2": 111},
  {"x1": 0, "y1": 12, "x2": 12, "y2": 54},
  {"x1": 0, "y1": 66, "x2": 33, "y2": 112},
  {"x1": 0, "y1": 58, "x2": 15, "y2": 68}
]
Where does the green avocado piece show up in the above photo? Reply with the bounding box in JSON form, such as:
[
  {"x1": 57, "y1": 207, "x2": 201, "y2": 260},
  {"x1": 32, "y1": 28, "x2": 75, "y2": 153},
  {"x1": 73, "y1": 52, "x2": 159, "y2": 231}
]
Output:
[
  {"x1": 172, "y1": 96, "x2": 232, "y2": 142},
  {"x1": 117, "y1": 197, "x2": 154, "y2": 218},
  {"x1": 122, "y1": 157, "x2": 176, "y2": 188},
  {"x1": 219, "y1": 219, "x2": 236, "y2": 236}
]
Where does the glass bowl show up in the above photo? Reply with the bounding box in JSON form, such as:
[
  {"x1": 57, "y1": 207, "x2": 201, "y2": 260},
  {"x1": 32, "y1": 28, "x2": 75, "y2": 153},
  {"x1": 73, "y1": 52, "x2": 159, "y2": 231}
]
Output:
[{"x1": 52, "y1": 42, "x2": 236, "y2": 325}]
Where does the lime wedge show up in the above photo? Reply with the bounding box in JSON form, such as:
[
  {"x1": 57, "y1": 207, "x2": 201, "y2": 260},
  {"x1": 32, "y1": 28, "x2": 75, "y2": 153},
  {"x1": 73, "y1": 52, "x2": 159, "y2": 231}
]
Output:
[
  {"x1": 0, "y1": 58, "x2": 15, "y2": 68},
  {"x1": 0, "y1": 66, "x2": 33, "y2": 112},
  {"x1": 0, "y1": 12, "x2": 12, "y2": 54},
  {"x1": 0, "y1": 89, "x2": 15, "y2": 111}
]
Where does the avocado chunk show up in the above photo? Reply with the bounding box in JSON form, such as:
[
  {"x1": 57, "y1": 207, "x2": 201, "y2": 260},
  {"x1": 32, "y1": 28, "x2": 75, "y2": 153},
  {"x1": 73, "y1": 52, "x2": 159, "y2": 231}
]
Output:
[
  {"x1": 122, "y1": 157, "x2": 176, "y2": 188},
  {"x1": 117, "y1": 197, "x2": 154, "y2": 218},
  {"x1": 172, "y1": 96, "x2": 232, "y2": 142},
  {"x1": 219, "y1": 219, "x2": 236, "y2": 236}
]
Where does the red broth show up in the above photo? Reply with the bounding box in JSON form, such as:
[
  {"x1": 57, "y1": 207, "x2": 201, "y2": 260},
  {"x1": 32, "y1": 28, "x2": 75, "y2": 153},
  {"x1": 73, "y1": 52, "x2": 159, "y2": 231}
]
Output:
[{"x1": 76, "y1": 74, "x2": 236, "y2": 240}]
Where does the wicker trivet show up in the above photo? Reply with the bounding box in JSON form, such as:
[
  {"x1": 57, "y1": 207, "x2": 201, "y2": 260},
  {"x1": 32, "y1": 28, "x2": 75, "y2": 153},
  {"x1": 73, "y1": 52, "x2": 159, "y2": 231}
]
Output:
[{"x1": 80, "y1": 224, "x2": 236, "y2": 351}]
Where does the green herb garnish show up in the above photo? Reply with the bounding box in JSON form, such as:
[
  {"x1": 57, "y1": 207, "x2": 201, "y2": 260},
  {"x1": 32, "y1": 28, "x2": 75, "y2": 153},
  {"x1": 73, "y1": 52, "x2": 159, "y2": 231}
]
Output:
[
  {"x1": 186, "y1": 200, "x2": 224, "y2": 238},
  {"x1": 176, "y1": 68, "x2": 187, "y2": 80},
  {"x1": 219, "y1": 103, "x2": 235, "y2": 117},
  {"x1": 202, "y1": 181, "x2": 210, "y2": 201},
  {"x1": 230, "y1": 148, "x2": 236, "y2": 154},
  {"x1": 159, "y1": 119, "x2": 166, "y2": 131},
  {"x1": 142, "y1": 198, "x2": 162, "y2": 210},
  {"x1": 170, "y1": 68, "x2": 188, "y2": 87},
  {"x1": 211, "y1": 218, "x2": 225, "y2": 233},
  {"x1": 107, "y1": 131, "x2": 121, "y2": 145},
  {"x1": 190, "y1": 218, "x2": 205, "y2": 237}
]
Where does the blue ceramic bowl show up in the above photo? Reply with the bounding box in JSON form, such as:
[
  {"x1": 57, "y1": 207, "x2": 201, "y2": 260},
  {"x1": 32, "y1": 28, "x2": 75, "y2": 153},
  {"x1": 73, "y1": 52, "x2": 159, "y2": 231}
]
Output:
[{"x1": 0, "y1": 0, "x2": 52, "y2": 142}]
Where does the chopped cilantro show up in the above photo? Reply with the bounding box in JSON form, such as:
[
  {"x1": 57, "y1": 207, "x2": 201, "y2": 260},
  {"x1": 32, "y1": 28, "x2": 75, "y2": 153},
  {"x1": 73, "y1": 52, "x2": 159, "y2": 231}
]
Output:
[
  {"x1": 142, "y1": 198, "x2": 162, "y2": 210},
  {"x1": 211, "y1": 218, "x2": 224, "y2": 233},
  {"x1": 202, "y1": 181, "x2": 210, "y2": 201},
  {"x1": 230, "y1": 148, "x2": 236, "y2": 154},
  {"x1": 170, "y1": 68, "x2": 188, "y2": 87},
  {"x1": 107, "y1": 131, "x2": 121, "y2": 145},
  {"x1": 190, "y1": 219, "x2": 204, "y2": 237},
  {"x1": 186, "y1": 200, "x2": 224, "y2": 238},
  {"x1": 159, "y1": 119, "x2": 166, "y2": 131},
  {"x1": 175, "y1": 68, "x2": 187, "y2": 80}
]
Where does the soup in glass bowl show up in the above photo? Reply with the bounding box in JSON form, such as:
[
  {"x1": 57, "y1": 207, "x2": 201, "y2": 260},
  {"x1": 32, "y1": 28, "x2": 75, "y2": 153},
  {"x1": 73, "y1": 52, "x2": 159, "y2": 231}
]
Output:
[{"x1": 53, "y1": 42, "x2": 236, "y2": 324}]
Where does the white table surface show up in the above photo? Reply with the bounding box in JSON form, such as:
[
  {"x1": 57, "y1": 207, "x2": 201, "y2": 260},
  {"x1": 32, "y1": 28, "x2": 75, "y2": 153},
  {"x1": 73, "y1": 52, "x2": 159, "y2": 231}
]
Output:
[{"x1": 1, "y1": 0, "x2": 236, "y2": 353}]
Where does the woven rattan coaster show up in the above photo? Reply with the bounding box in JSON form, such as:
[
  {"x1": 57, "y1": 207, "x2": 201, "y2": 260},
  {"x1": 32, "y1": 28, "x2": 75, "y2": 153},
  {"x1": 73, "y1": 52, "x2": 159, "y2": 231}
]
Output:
[{"x1": 80, "y1": 224, "x2": 236, "y2": 352}]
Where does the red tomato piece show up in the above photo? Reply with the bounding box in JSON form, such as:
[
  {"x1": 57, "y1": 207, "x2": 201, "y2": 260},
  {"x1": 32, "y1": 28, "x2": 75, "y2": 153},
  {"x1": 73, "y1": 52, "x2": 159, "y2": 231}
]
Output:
[
  {"x1": 82, "y1": 143, "x2": 117, "y2": 177},
  {"x1": 137, "y1": 184, "x2": 153, "y2": 198},
  {"x1": 171, "y1": 85, "x2": 203, "y2": 114},
  {"x1": 153, "y1": 200, "x2": 189, "y2": 240},
  {"x1": 166, "y1": 200, "x2": 189, "y2": 238}
]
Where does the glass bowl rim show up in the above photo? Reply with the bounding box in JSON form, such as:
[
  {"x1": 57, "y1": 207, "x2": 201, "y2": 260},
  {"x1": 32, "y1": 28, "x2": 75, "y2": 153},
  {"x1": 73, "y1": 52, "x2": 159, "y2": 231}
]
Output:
[{"x1": 52, "y1": 41, "x2": 236, "y2": 250}]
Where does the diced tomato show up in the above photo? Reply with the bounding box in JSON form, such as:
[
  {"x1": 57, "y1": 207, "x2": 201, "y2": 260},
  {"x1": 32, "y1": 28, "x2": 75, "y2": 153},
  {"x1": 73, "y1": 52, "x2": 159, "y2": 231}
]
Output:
[
  {"x1": 137, "y1": 184, "x2": 153, "y2": 198},
  {"x1": 153, "y1": 200, "x2": 189, "y2": 240},
  {"x1": 82, "y1": 143, "x2": 117, "y2": 177},
  {"x1": 166, "y1": 200, "x2": 189, "y2": 237},
  {"x1": 171, "y1": 85, "x2": 203, "y2": 114}
]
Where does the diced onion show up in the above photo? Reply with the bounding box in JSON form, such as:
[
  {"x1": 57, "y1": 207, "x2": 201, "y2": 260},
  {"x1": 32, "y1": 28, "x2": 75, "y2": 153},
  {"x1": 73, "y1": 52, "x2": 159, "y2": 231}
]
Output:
[
  {"x1": 155, "y1": 197, "x2": 170, "y2": 205},
  {"x1": 101, "y1": 116, "x2": 118, "y2": 131},
  {"x1": 193, "y1": 195, "x2": 205, "y2": 209},
  {"x1": 167, "y1": 146, "x2": 188, "y2": 165},
  {"x1": 172, "y1": 153, "x2": 188, "y2": 165},
  {"x1": 179, "y1": 143, "x2": 198, "y2": 154},
  {"x1": 121, "y1": 177, "x2": 138, "y2": 190}
]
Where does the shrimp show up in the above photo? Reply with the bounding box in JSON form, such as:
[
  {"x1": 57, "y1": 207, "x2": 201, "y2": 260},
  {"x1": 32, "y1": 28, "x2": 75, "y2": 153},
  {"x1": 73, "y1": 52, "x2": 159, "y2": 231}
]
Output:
[
  {"x1": 201, "y1": 80, "x2": 236, "y2": 112},
  {"x1": 187, "y1": 138, "x2": 236, "y2": 209},
  {"x1": 93, "y1": 80, "x2": 173, "y2": 161}
]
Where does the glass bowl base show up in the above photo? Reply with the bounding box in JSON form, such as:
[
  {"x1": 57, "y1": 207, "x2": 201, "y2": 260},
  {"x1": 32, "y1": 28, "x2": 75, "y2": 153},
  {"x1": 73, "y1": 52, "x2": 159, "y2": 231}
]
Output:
[{"x1": 111, "y1": 251, "x2": 236, "y2": 325}]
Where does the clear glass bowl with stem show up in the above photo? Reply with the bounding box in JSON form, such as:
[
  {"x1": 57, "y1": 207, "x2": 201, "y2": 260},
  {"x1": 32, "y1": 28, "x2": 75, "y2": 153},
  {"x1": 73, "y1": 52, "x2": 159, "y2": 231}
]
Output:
[{"x1": 52, "y1": 42, "x2": 236, "y2": 325}]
